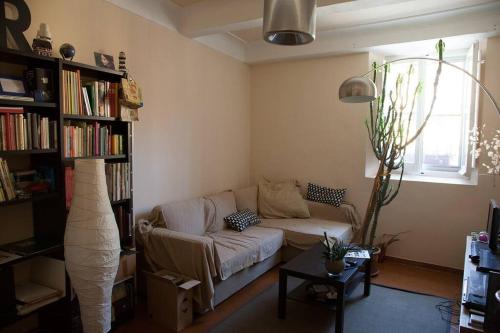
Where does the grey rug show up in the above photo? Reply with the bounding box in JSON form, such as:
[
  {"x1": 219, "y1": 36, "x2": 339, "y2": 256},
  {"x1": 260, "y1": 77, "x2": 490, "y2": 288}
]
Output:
[{"x1": 209, "y1": 279, "x2": 451, "y2": 333}]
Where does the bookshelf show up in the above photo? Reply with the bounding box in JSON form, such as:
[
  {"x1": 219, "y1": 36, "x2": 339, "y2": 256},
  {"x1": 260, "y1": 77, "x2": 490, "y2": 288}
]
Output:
[{"x1": 0, "y1": 47, "x2": 136, "y2": 332}]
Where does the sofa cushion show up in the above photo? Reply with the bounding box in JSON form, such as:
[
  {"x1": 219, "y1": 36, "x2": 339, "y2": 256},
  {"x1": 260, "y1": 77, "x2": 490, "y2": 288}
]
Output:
[
  {"x1": 205, "y1": 191, "x2": 237, "y2": 233},
  {"x1": 208, "y1": 226, "x2": 284, "y2": 280},
  {"x1": 233, "y1": 186, "x2": 258, "y2": 213},
  {"x1": 258, "y1": 179, "x2": 310, "y2": 218},
  {"x1": 259, "y1": 218, "x2": 352, "y2": 250},
  {"x1": 150, "y1": 198, "x2": 208, "y2": 236}
]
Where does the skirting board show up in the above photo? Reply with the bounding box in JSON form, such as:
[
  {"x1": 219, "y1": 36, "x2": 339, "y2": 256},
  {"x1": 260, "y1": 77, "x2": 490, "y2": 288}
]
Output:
[{"x1": 384, "y1": 256, "x2": 463, "y2": 274}]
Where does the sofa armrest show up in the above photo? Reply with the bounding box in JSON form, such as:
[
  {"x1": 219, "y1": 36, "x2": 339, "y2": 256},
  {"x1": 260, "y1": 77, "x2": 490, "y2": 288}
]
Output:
[
  {"x1": 306, "y1": 200, "x2": 362, "y2": 231},
  {"x1": 137, "y1": 220, "x2": 217, "y2": 310}
]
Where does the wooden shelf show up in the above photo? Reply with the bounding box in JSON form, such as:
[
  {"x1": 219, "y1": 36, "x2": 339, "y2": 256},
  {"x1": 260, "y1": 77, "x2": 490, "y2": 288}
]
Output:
[
  {"x1": 0, "y1": 149, "x2": 58, "y2": 156},
  {"x1": 0, "y1": 238, "x2": 63, "y2": 267},
  {"x1": 63, "y1": 154, "x2": 126, "y2": 162},
  {"x1": 63, "y1": 114, "x2": 119, "y2": 122},
  {"x1": 111, "y1": 199, "x2": 130, "y2": 205},
  {"x1": 62, "y1": 59, "x2": 124, "y2": 81},
  {"x1": 0, "y1": 100, "x2": 57, "y2": 108},
  {"x1": 0, "y1": 192, "x2": 59, "y2": 208},
  {"x1": 0, "y1": 47, "x2": 57, "y2": 66}
]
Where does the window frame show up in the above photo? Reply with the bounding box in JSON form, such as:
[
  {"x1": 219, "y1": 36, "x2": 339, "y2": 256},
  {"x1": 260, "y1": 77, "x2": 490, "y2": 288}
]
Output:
[{"x1": 382, "y1": 46, "x2": 480, "y2": 182}]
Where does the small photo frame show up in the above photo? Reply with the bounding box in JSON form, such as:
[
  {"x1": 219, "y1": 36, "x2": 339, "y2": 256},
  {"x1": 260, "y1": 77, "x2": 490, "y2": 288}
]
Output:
[
  {"x1": 0, "y1": 76, "x2": 26, "y2": 96},
  {"x1": 94, "y1": 52, "x2": 115, "y2": 70}
]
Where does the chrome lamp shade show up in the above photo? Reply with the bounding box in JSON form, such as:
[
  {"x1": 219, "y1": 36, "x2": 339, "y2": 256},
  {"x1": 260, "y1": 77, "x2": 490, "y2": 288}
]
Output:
[
  {"x1": 263, "y1": 0, "x2": 317, "y2": 46},
  {"x1": 339, "y1": 76, "x2": 378, "y2": 103}
]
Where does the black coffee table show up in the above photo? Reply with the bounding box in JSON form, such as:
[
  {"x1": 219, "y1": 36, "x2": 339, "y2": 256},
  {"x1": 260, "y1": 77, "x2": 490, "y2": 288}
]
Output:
[{"x1": 278, "y1": 243, "x2": 371, "y2": 333}]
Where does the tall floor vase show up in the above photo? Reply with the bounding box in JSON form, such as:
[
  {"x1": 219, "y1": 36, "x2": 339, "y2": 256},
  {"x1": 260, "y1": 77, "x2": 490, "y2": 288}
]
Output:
[{"x1": 64, "y1": 159, "x2": 121, "y2": 333}]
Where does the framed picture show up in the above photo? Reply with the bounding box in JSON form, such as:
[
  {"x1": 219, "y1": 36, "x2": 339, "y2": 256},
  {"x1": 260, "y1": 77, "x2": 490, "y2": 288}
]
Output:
[
  {"x1": 94, "y1": 52, "x2": 115, "y2": 70},
  {"x1": 0, "y1": 76, "x2": 27, "y2": 96}
]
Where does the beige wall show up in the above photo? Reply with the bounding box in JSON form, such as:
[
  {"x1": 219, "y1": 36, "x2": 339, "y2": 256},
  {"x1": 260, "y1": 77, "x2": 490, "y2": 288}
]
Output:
[
  {"x1": 25, "y1": 0, "x2": 252, "y2": 216},
  {"x1": 1, "y1": 0, "x2": 251, "y2": 245},
  {"x1": 250, "y1": 40, "x2": 500, "y2": 269}
]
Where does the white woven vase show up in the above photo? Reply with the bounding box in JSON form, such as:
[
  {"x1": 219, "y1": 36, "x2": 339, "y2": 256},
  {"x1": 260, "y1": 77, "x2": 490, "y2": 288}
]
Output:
[{"x1": 64, "y1": 159, "x2": 121, "y2": 333}]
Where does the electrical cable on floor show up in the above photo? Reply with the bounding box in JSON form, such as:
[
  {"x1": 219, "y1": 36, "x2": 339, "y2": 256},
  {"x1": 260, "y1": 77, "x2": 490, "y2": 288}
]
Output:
[{"x1": 435, "y1": 299, "x2": 461, "y2": 325}]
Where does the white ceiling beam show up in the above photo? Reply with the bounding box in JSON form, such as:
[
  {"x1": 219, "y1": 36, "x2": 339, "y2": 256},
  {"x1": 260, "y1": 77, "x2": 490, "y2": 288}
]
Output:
[
  {"x1": 178, "y1": 0, "x2": 355, "y2": 38},
  {"x1": 245, "y1": 2, "x2": 500, "y2": 63}
]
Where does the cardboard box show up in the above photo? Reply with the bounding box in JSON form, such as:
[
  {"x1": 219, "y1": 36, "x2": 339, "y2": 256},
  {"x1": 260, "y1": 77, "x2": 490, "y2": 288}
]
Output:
[
  {"x1": 146, "y1": 270, "x2": 200, "y2": 332},
  {"x1": 115, "y1": 253, "x2": 136, "y2": 283}
]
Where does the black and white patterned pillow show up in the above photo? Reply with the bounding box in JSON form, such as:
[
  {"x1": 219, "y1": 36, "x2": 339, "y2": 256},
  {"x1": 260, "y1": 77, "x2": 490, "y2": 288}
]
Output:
[
  {"x1": 224, "y1": 209, "x2": 261, "y2": 232},
  {"x1": 306, "y1": 183, "x2": 346, "y2": 208}
]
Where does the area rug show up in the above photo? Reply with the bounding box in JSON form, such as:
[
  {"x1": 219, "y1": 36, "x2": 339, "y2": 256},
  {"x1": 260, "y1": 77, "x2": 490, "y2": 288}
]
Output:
[{"x1": 209, "y1": 278, "x2": 451, "y2": 333}]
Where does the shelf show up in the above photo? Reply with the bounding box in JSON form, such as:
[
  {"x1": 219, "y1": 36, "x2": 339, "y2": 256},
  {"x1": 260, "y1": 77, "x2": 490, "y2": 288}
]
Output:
[
  {"x1": 111, "y1": 199, "x2": 130, "y2": 205},
  {"x1": 0, "y1": 100, "x2": 57, "y2": 108},
  {"x1": 0, "y1": 238, "x2": 63, "y2": 267},
  {"x1": 0, "y1": 149, "x2": 58, "y2": 156},
  {"x1": 63, "y1": 114, "x2": 120, "y2": 122},
  {"x1": 62, "y1": 59, "x2": 124, "y2": 81},
  {"x1": 0, "y1": 47, "x2": 57, "y2": 66},
  {"x1": 114, "y1": 275, "x2": 134, "y2": 286},
  {"x1": 63, "y1": 154, "x2": 126, "y2": 162},
  {"x1": 0, "y1": 192, "x2": 59, "y2": 208}
]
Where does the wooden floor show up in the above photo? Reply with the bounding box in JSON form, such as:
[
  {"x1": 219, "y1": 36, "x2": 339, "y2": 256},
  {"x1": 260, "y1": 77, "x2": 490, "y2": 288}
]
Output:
[{"x1": 116, "y1": 258, "x2": 463, "y2": 333}]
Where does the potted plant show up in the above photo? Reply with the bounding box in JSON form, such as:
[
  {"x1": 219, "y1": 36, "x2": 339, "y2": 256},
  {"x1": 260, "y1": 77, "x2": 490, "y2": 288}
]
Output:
[
  {"x1": 322, "y1": 232, "x2": 350, "y2": 275},
  {"x1": 375, "y1": 231, "x2": 410, "y2": 263}
]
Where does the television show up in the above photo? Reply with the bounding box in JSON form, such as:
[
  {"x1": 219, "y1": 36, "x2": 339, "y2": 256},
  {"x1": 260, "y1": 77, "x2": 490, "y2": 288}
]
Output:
[{"x1": 487, "y1": 199, "x2": 500, "y2": 253}]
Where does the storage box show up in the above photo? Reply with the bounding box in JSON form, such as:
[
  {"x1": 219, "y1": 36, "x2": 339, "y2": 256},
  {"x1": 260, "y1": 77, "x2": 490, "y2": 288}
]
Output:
[
  {"x1": 114, "y1": 253, "x2": 136, "y2": 283},
  {"x1": 145, "y1": 270, "x2": 200, "y2": 332}
]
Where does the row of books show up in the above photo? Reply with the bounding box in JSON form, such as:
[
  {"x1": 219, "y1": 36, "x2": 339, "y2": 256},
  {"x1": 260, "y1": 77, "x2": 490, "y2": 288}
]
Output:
[
  {"x1": 105, "y1": 163, "x2": 131, "y2": 202},
  {"x1": 62, "y1": 70, "x2": 119, "y2": 117},
  {"x1": 64, "y1": 162, "x2": 131, "y2": 209},
  {"x1": 0, "y1": 107, "x2": 57, "y2": 151},
  {"x1": 63, "y1": 121, "x2": 124, "y2": 158},
  {"x1": 0, "y1": 158, "x2": 16, "y2": 202}
]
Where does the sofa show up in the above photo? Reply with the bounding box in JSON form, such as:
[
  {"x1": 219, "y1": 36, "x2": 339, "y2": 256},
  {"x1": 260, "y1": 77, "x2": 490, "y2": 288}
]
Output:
[{"x1": 136, "y1": 185, "x2": 360, "y2": 312}]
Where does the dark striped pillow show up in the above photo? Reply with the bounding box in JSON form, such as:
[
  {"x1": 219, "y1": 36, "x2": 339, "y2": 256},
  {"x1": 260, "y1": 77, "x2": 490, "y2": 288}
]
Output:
[
  {"x1": 306, "y1": 183, "x2": 346, "y2": 208},
  {"x1": 224, "y1": 209, "x2": 261, "y2": 232}
]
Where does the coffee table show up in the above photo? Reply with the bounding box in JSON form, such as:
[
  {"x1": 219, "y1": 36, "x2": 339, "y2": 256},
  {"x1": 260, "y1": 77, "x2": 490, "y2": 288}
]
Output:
[{"x1": 278, "y1": 243, "x2": 371, "y2": 333}]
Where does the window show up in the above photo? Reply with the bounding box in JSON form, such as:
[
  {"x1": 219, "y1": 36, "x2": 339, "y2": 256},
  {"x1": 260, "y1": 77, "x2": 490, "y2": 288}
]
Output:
[{"x1": 381, "y1": 43, "x2": 480, "y2": 183}]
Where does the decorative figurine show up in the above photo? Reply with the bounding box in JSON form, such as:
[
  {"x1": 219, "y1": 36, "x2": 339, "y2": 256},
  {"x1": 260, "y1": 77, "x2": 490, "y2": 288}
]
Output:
[
  {"x1": 31, "y1": 23, "x2": 53, "y2": 57},
  {"x1": 119, "y1": 51, "x2": 128, "y2": 78},
  {"x1": 59, "y1": 43, "x2": 75, "y2": 61}
]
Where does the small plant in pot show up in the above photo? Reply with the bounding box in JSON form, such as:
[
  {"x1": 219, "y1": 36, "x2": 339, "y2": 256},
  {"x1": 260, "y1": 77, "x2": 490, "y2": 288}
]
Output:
[{"x1": 322, "y1": 232, "x2": 350, "y2": 276}]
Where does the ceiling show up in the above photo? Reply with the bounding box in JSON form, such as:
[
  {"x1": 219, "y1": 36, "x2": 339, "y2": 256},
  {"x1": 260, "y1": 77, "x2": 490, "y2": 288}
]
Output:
[{"x1": 108, "y1": 0, "x2": 500, "y2": 63}]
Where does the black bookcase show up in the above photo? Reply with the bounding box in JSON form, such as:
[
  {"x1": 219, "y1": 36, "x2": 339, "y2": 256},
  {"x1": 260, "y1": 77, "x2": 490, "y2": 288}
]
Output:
[{"x1": 0, "y1": 47, "x2": 136, "y2": 332}]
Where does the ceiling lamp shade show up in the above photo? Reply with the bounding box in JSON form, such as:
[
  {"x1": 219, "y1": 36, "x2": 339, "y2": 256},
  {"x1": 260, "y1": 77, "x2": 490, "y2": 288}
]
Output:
[
  {"x1": 263, "y1": 0, "x2": 317, "y2": 46},
  {"x1": 339, "y1": 76, "x2": 378, "y2": 103}
]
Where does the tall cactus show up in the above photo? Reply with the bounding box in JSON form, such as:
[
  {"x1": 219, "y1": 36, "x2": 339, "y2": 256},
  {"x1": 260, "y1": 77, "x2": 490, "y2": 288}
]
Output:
[{"x1": 358, "y1": 40, "x2": 445, "y2": 247}]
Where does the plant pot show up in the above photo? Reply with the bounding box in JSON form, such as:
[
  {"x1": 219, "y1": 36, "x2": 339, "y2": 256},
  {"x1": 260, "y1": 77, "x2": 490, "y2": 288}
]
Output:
[
  {"x1": 370, "y1": 247, "x2": 381, "y2": 277},
  {"x1": 358, "y1": 247, "x2": 381, "y2": 277},
  {"x1": 325, "y1": 259, "x2": 345, "y2": 276}
]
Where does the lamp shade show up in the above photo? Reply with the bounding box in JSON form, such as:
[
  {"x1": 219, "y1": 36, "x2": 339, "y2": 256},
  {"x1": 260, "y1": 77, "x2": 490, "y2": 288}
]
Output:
[
  {"x1": 64, "y1": 159, "x2": 120, "y2": 333},
  {"x1": 339, "y1": 76, "x2": 378, "y2": 103},
  {"x1": 263, "y1": 0, "x2": 317, "y2": 46}
]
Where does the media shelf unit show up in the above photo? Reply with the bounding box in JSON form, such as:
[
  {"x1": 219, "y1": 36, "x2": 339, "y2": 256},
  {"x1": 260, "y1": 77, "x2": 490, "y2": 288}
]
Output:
[{"x1": 0, "y1": 47, "x2": 136, "y2": 332}]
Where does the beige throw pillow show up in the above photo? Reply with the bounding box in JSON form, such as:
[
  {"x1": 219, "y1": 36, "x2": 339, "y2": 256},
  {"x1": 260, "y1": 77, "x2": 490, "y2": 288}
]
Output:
[{"x1": 258, "y1": 179, "x2": 310, "y2": 218}]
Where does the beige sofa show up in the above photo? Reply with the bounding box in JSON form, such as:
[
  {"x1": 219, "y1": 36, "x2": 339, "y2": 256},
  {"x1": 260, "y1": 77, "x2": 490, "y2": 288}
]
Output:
[{"x1": 136, "y1": 185, "x2": 360, "y2": 312}]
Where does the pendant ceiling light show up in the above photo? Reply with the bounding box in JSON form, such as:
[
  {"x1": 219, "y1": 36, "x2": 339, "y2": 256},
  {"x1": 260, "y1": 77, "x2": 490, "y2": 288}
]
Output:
[{"x1": 263, "y1": 0, "x2": 317, "y2": 46}]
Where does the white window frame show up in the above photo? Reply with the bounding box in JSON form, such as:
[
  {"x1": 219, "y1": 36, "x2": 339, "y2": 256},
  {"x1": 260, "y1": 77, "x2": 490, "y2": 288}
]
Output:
[{"x1": 378, "y1": 44, "x2": 481, "y2": 185}]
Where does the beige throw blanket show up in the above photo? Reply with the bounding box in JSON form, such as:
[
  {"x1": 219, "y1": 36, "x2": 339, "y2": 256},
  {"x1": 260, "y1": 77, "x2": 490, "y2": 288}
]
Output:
[{"x1": 136, "y1": 220, "x2": 217, "y2": 311}]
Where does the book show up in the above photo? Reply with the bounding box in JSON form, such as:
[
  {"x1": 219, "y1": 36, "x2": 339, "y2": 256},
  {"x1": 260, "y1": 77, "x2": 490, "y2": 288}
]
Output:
[
  {"x1": 0, "y1": 106, "x2": 23, "y2": 113},
  {"x1": 15, "y1": 282, "x2": 61, "y2": 305},
  {"x1": 63, "y1": 121, "x2": 123, "y2": 158},
  {"x1": 0, "y1": 95, "x2": 34, "y2": 102},
  {"x1": 345, "y1": 250, "x2": 371, "y2": 259},
  {"x1": 0, "y1": 158, "x2": 16, "y2": 201},
  {"x1": 0, "y1": 112, "x2": 56, "y2": 151}
]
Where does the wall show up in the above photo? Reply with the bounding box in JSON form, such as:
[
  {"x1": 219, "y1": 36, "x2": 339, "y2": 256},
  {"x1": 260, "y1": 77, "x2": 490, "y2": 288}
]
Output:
[
  {"x1": 250, "y1": 39, "x2": 500, "y2": 269},
  {"x1": 1, "y1": 0, "x2": 251, "y2": 245}
]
